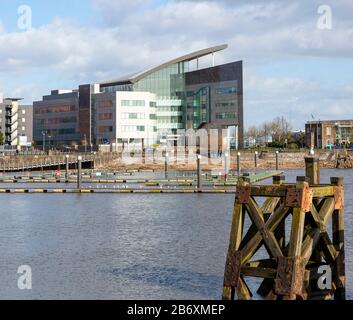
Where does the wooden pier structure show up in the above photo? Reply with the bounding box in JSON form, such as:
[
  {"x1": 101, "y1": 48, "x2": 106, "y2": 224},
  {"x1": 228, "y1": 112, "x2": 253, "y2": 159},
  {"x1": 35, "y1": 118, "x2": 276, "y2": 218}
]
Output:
[
  {"x1": 335, "y1": 153, "x2": 353, "y2": 169},
  {"x1": 223, "y1": 156, "x2": 345, "y2": 300}
]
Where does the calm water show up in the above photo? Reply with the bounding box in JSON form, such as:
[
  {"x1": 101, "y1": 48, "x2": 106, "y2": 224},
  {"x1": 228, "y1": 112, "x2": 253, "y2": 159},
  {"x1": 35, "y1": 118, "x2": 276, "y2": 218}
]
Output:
[{"x1": 0, "y1": 169, "x2": 352, "y2": 299}]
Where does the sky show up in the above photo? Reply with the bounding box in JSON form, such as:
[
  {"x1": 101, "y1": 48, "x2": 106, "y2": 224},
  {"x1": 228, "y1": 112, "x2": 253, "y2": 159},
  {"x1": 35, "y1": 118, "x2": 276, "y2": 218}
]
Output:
[{"x1": 0, "y1": 0, "x2": 352, "y2": 130}]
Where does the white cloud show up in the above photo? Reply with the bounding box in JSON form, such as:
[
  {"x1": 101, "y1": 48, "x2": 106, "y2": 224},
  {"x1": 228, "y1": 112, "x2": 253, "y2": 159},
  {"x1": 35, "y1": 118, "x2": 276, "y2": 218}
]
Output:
[{"x1": 0, "y1": 0, "x2": 352, "y2": 127}]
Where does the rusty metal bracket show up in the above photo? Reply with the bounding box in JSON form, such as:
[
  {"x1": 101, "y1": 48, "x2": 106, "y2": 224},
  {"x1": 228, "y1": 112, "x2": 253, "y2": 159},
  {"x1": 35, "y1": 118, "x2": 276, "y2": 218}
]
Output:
[
  {"x1": 224, "y1": 250, "x2": 242, "y2": 288},
  {"x1": 275, "y1": 256, "x2": 305, "y2": 297},
  {"x1": 285, "y1": 185, "x2": 313, "y2": 212},
  {"x1": 334, "y1": 186, "x2": 344, "y2": 210},
  {"x1": 236, "y1": 186, "x2": 251, "y2": 204}
]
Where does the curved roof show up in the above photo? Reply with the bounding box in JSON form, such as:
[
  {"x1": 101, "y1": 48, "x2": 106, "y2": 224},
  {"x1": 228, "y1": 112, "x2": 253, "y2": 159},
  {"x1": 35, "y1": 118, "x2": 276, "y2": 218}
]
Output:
[{"x1": 100, "y1": 44, "x2": 228, "y2": 86}]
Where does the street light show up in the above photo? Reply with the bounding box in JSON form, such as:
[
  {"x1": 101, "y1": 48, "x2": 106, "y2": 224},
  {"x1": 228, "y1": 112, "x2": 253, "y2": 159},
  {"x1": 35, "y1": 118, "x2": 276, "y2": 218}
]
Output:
[
  {"x1": 48, "y1": 135, "x2": 52, "y2": 150},
  {"x1": 84, "y1": 134, "x2": 87, "y2": 153},
  {"x1": 41, "y1": 131, "x2": 46, "y2": 152},
  {"x1": 237, "y1": 152, "x2": 241, "y2": 177}
]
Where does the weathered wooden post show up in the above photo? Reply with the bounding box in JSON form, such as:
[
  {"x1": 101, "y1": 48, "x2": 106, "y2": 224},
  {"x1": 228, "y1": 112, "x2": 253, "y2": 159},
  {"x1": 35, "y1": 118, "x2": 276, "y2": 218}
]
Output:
[
  {"x1": 305, "y1": 156, "x2": 320, "y2": 185},
  {"x1": 197, "y1": 154, "x2": 202, "y2": 189},
  {"x1": 222, "y1": 167, "x2": 345, "y2": 300},
  {"x1": 77, "y1": 155, "x2": 82, "y2": 189},
  {"x1": 275, "y1": 151, "x2": 279, "y2": 171},
  {"x1": 331, "y1": 177, "x2": 345, "y2": 300},
  {"x1": 164, "y1": 151, "x2": 169, "y2": 180},
  {"x1": 142, "y1": 138, "x2": 145, "y2": 164},
  {"x1": 254, "y1": 151, "x2": 258, "y2": 169}
]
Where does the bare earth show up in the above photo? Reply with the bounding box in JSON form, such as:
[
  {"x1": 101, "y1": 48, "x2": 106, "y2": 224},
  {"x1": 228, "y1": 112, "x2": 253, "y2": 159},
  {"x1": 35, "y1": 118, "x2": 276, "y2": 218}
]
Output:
[{"x1": 96, "y1": 151, "x2": 340, "y2": 171}]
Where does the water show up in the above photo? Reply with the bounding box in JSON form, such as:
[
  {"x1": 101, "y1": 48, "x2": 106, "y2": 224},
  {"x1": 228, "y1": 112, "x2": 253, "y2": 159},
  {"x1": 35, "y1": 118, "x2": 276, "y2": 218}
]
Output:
[{"x1": 0, "y1": 169, "x2": 352, "y2": 299}]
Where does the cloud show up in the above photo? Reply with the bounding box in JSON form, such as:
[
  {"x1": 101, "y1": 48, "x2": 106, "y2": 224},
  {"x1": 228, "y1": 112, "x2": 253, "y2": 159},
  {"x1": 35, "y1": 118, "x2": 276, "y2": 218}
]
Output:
[{"x1": 0, "y1": 0, "x2": 352, "y2": 128}]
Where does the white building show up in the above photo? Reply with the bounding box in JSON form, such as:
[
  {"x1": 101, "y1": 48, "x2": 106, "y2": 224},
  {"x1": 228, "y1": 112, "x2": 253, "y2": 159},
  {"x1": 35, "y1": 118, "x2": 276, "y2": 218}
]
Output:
[
  {"x1": 92, "y1": 91, "x2": 158, "y2": 147},
  {"x1": 0, "y1": 98, "x2": 33, "y2": 147}
]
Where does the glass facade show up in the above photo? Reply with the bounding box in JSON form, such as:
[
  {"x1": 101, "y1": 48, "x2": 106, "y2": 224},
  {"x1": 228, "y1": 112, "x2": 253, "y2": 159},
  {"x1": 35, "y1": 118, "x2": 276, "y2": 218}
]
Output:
[
  {"x1": 133, "y1": 62, "x2": 188, "y2": 135},
  {"x1": 187, "y1": 87, "x2": 210, "y2": 129},
  {"x1": 98, "y1": 57, "x2": 243, "y2": 144}
]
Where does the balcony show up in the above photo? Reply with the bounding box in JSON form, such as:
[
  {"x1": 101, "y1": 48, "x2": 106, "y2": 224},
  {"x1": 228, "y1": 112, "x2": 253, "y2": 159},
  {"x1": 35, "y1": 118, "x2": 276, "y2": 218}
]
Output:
[{"x1": 156, "y1": 111, "x2": 183, "y2": 117}]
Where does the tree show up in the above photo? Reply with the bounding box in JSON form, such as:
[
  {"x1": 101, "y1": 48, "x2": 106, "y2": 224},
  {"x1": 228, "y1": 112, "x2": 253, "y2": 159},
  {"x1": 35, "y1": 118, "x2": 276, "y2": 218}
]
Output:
[
  {"x1": 245, "y1": 126, "x2": 259, "y2": 139},
  {"x1": 0, "y1": 130, "x2": 3, "y2": 145},
  {"x1": 270, "y1": 116, "x2": 292, "y2": 143}
]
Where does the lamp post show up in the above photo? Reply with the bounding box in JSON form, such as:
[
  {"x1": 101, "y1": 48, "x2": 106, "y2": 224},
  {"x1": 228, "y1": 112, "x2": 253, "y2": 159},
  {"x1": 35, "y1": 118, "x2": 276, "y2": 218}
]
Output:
[
  {"x1": 84, "y1": 134, "x2": 87, "y2": 153},
  {"x1": 224, "y1": 152, "x2": 229, "y2": 182},
  {"x1": 77, "y1": 155, "x2": 82, "y2": 189},
  {"x1": 237, "y1": 152, "x2": 241, "y2": 176},
  {"x1": 42, "y1": 131, "x2": 46, "y2": 152},
  {"x1": 48, "y1": 135, "x2": 52, "y2": 151}
]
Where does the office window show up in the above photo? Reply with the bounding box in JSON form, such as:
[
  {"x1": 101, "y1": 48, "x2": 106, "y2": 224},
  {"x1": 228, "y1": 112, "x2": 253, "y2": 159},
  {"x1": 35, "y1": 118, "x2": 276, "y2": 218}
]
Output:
[
  {"x1": 215, "y1": 87, "x2": 237, "y2": 95},
  {"x1": 0, "y1": 110, "x2": 2, "y2": 114},
  {"x1": 22, "y1": 118, "x2": 25, "y2": 122},
  {"x1": 215, "y1": 100, "x2": 238, "y2": 108},
  {"x1": 98, "y1": 113, "x2": 113, "y2": 120},
  {"x1": 99, "y1": 100, "x2": 113, "y2": 108},
  {"x1": 122, "y1": 125, "x2": 145, "y2": 132},
  {"x1": 215, "y1": 112, "x2": 237, "y2": 120},
  {"x1": 98, "y1": 126, "x2": 113, "y2": 133},
  {"x1": 326, "y1": 127, "x2": 331, "y2": 136},
  {"x1": 22, "y1": 110, "x2": 26, "y2": 114},
  {"x1": 122, "y1": 113, "x2": 145, "y2": 119},
  {"x1": 149, "y1": 101, "x2": 157, "y2": 108},
  {"x1": 22, "y1": 126, "x2": 25, "y2": 131},
  {"x1": 149, "y1": 114, "x2": 157, "y2": 120},
  {"x1": 121, "y1": 100, "x2": 145, "y2": 107}
]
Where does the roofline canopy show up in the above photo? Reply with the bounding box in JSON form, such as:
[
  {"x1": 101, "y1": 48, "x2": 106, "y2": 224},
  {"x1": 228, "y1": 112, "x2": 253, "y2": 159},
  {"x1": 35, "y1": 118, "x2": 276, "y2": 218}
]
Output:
[{"x1": 99, "y1": 44, "x2": 228, "y2": 87}]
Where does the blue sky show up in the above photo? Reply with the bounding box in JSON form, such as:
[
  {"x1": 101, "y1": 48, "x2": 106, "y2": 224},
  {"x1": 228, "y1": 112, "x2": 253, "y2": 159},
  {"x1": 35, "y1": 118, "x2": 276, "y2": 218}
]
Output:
[{"x1": 0, "y1": 0, "x2": 352, "y2": 130}]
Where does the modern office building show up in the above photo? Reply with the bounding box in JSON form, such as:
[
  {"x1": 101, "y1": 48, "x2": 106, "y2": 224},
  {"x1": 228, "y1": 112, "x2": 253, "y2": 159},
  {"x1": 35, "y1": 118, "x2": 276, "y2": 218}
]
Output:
[
  {"x1": 0, "y1": 98, "x2": 33, "y2": 147},
  {"x1": 99, "y1": 44, "x2": 243, "y2": 146},
  {"x1": 32, "y1": 44, "x2": 243, "y2": 148},
  {"x1": 33, "y1": 90, "x2": 81, "y2": 147},
  {"x1": 305, "y1": 120, "x2": 353, "y2": 148},
  {"x1": 92, "y1": 90, "x2": 158, "y2": 146}
]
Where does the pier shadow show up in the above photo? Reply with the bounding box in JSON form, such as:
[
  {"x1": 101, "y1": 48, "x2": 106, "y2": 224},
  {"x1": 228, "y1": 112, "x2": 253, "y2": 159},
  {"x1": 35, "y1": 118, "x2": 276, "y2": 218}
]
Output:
[{"x1": 107, "y1": 264, "x2": 222, "y2": 298}]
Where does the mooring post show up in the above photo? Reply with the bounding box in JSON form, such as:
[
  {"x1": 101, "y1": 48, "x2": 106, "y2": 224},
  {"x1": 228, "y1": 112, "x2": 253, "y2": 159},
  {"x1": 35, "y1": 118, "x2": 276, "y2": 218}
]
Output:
[
  {"x1": 224, "y1": 152, "x2": 229, "y2": 182},
  {"x1": 237, "y1": 152, "x2": 241, "y2": 176},
  {"x1": 254, "y1": 151, "x2": 258, "y2": 169},
  {"x1": 142, "y1": 138, "x2": 145, "y2": 164},
  {"x1": 197, "y1": 154, "x2": 202, "y2": 189},
  {"x1": 305, "y1": 156, "x2": 320, "y2": 185},
  {"x1": 65, "y1": 155, "x2": 69, "y2": 182},
  {"x1": 164, "y1": 152, "x2": 169, "y2": 180},
  {"x1": 77, "y1": 155, "x2": 82, "y2": 189},
  {"x1": 275, "y1": 151, "x2": 279, "y2": 171},
  {"x1": 330, "y1": 177, "x2": 346, "y2": 300}
]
